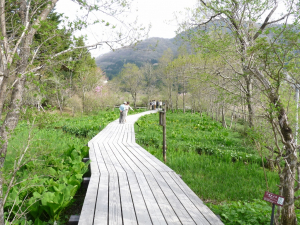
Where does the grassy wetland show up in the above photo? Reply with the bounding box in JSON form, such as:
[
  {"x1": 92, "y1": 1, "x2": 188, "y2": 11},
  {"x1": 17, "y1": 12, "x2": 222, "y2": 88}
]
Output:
[{"x1": 135, "y1": 111, "x2": 300, "y2": 224}]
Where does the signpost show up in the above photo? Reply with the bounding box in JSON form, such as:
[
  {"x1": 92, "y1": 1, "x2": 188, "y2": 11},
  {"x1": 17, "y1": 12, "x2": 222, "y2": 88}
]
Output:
[
  {"x1": 159, "y1": 108, "x2": 166, "y2": 163},
  {"x1": 263, "y1": 191, "x2": 284, "y2": 225}
]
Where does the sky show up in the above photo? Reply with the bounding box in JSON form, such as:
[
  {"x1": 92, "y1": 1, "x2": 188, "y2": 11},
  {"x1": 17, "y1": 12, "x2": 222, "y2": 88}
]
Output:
[{"x1": 55, "y1": 0, "x2": 198, "y2": 57}]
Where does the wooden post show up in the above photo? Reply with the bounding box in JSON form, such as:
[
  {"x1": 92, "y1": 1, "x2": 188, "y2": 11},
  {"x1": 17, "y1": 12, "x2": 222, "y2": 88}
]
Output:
[{"x1": 159, "y1": 106, "x2": 167, "y2": 163}]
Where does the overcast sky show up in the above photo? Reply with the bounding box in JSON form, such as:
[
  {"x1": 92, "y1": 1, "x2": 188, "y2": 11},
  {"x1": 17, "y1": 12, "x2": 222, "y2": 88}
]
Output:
[{"x1": 55, "y1": 0, "x2": 198, "y2": 57}]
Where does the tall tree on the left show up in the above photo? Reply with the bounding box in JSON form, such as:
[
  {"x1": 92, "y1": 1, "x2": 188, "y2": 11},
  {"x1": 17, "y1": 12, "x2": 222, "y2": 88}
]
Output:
[{"x1": 0, "y1": 0, "x2": 144, "y2": 224}]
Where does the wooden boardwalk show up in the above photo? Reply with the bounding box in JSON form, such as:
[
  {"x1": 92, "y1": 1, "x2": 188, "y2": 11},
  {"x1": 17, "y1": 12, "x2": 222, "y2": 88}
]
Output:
[{"x1": 79, "y1": 111, "x2": 224, "y2": 225}]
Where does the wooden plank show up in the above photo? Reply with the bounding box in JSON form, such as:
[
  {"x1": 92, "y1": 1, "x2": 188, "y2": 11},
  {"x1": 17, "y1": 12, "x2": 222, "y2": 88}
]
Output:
[
  {"x1": 143, "y1": 174, "x2": 181, "y2": 225},
  {"x1": 152, "y1": 172, "x2": 196, "y2": 225},
  {"x1": 98, "y1": 142, "x2": 118, "y2": 175},
  {"x1": 109, "y1": 129, "x2": 143, "y2": 173},
  {"x1": 111, "y1": 125, "x2": 152, "y2": 174},
  {"x1": 119, "y1": 173, "x2": 138, "y2": 225},
  {"x1": 129, "y1": 142, "x2": 173, "y2": 172},
  {"x1": 168, "y1": 172, "x2": 224, "y2": 225},
  {"x1": 116, "y1": 141, "x2": 153, "y2": 174},
  {"x1": 135, "y1": 173, "x2": 167, "y2": 225},
  {"x1": 93, "y1": 124, "x2": 116, "y2": 173},
  {"x1": 126, "y1": 172, "x2": 152, "y2": 225},
  {"x1": 124, "y1": 124, "x2": 172, "y2": 172},
  {"x1": 106, "y1": 123, "x2": 128, "y2": 173},
  {"x1": 118, "y1": 125, "x2": 161, "y2": 175},
  {"x1": 102, "y1": 141, "x2": 126, "y2": 173},
  {"x1": 109, "y1": 140, "x2": 138, "y2": 173},
  {"x1": 109, "y1": 174, "x2": 123, "y2": 225},
  {"x1": 97, "y1": 124, "x2": 122, "y2": 175},
  {"x1": 78, "y1": 175, "x2": 99, "y2": 225},
  {"x1": 88, "y1": 143, "x2": 100, "y2": 175},
  {"x1": 94, "y1": 173, "x2": 109, "y2": 224},
  {"x1": 160, "y1": 172, "x2": 210, "y2": 225},
  {"x1": 125, "y1": 142, "x2": 167, "y2": 173}
]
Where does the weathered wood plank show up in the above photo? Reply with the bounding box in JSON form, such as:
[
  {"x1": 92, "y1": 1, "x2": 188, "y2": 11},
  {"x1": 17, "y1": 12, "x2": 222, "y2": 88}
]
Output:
[
  {"x1": 160, "y1": 172, "x2": 210, "y2": 225},
  {"x1": 135, "y1": 173, "x2": 167, "y2": 225},
  {"x1": 119, "y1": 173, "x2": 138, "y2": 225},
  {"x1": 78, "y1": 175, "x2": 99, "y2": 225},
  {"x1": 168, "y1": 172, "x2": 224, "y2": 225},
  {"x1": 127, "y1": 172, "x2": 152, "y2": 225},
  {"x1": 88, "y1": 143, "x2": 100, "y2": 175},
  {"x1": 94, "y1": 173, "x2": 109, "y2": 224},
  {"x1": 152, "y1": 172, "x2": 196, "y2": 224},
  {"x1": 116, "y1": 141, "x2": 153, "y2": 174},
  {"x1": 143, "y1": 174, "x2": 181, "y2": 224},
  {"x1": 102, "y1": 124, "x2": 126, "y2": 173},
  {"x1": 109, "y1": 174, "x2": 123, "y2": 225}
]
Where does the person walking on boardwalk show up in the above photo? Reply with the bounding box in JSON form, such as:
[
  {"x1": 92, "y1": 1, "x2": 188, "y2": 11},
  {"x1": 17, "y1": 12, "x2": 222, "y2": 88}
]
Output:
[
  {"x1": 153, "y1": 100, "x2": 156, "y2": 110},
  {"x1": 124, "y1": 101, "x2": 134, "y2": 123},
  {"x1": 119, "y1": 101, "x2": 126, "y2": 124}
]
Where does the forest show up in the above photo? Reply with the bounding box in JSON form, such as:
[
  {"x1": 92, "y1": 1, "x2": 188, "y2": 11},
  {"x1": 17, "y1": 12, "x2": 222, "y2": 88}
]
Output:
[{"x1": 1, "y1": 0, "x2": 300, "y2": 224}]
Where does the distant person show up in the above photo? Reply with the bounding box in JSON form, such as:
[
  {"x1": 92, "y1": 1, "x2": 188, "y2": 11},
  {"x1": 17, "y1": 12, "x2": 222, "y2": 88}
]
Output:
[
  {"x1": 153, "y1": 100, "x2": 156, "y2": 110},
  {"x1": 149, "y1": 100, "x2": 152, "y2": 110},
  {"x1": 124, "y1": 101, "x2": 134, "y2": 122},
  {"x1": 119, "y1": 101, "x2": 126, "y2": 124},
  {"x1": 156, "y1": 100, "x2": 159, "y2": 109},
  {"x1": 159, "y1": 100, "x2": 162, "y2": 109}
]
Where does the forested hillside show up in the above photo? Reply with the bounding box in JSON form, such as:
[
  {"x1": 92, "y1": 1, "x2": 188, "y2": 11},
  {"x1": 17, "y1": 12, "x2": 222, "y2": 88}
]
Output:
[{"x1": 95, "y1": 36, "x2": 188, "y2": 79}]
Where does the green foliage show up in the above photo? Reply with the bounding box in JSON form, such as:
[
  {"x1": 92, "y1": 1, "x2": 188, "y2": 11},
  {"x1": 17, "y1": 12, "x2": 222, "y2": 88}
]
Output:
[
  {"x1": 135, "y1": 111, "x2": 279, "y2": 203},
  {"x1": 4, "y1": 116, "x2": 87, "y2": 223},
  {"x1": 208, "y1": 200, "x2": 300, "y2": 225},
  {"x1": 136, "y1": 112, "x2": 263, "y2": 165},
  {"x1": 60, "y1": 110, "x2": 120, "y2": 138},
  {"x1": 5, "y1": 125, "x2": 89, "y2": 223}
]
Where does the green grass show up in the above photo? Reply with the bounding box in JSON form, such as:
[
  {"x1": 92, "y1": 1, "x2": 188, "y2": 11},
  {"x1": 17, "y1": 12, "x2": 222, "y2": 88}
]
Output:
[{"x1": 135, "y1": 111, "x2": 279, "y2": 202}]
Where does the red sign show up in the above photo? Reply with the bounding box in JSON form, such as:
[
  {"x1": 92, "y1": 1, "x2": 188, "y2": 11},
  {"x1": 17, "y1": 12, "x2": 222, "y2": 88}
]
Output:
[{"x1": 263, "y1": 191, "x2": 285, "y2": 206}]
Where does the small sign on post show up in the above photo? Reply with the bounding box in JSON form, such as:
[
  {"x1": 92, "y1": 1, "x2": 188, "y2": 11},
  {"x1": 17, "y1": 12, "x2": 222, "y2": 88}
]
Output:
[
  {"x1": 159, "y1": 108, "x2": 166, "y2": 163},
  {"x1": 263, "y1": 191, "x2": 284, "y2": 225}
]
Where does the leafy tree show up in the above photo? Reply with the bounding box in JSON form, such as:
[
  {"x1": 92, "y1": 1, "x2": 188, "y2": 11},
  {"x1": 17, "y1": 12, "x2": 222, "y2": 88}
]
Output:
[
  {"x1": 158, "y1": 48, "x2": 174, "y2": 110},
  {"x1": 117, "y1": 63, "x2": 144, "y2": 108},
  {"x1": 141, "y1": 62, "x2": 157, "y2": 107}
]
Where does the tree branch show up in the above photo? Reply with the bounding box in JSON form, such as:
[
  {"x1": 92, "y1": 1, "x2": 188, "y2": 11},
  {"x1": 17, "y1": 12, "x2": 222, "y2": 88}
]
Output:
[{"x1": 253, "y1": 3, "x2": 278, "y2": 40}]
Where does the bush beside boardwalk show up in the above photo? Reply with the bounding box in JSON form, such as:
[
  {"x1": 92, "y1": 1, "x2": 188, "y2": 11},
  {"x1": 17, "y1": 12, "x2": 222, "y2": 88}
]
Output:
[{"x1": 134, "y1": 111, "x2": 300, "y2": 224}]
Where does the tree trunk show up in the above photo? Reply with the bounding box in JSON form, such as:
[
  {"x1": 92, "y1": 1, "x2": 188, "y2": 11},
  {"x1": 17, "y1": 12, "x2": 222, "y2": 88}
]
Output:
[
  {"x1": 0, "y1": 76, "x2": 27, "y2": 224},
  {"x1": 82, "y1": 90, "x2": 85, "y2": 115},
  {"x1": 230, "y1": 106, "x2": 236, "y2": 129},
  {"x1": 254, "y1": 68, "x2": 297, "y2": 225},
  {"x1": 183, "y1": 76, "x2": 185, "y2": 114},
  {"x1": 222, "y1": 103, "x2": 227, "y2": 128},
  {"x1": 245, "y1": 75, "x2": 254, "y2": 127},
  {"x1": 0, "y1": 74, "x2": 8, "y2": 120},
  {"x1": 134, "y1": 92, "x2": 137, "y2": 109},
  {"x1": 276, "y1": 101, "x2": 297, "y2": 225}
]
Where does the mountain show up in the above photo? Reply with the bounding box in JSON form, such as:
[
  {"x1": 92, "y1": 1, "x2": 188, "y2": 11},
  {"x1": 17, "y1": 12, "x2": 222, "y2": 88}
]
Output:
[{"x1": 95, "y1": 36, "x2": 186, "y2": 79}]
